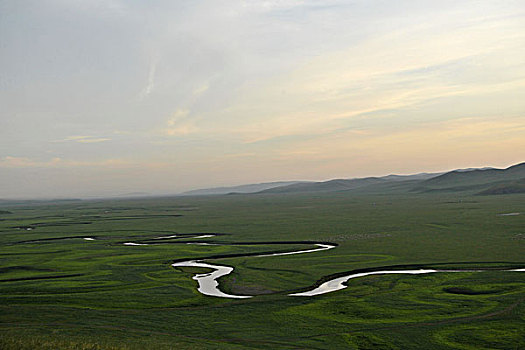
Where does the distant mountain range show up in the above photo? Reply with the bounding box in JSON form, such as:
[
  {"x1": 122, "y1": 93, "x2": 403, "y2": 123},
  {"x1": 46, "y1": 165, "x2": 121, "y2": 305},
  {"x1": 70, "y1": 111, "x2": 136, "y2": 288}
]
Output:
[
  {"x1": 258, "y1": 173, "x2": 440, "y2": 194},
  {"x1": 2, "y1": 163, "x2": 523, "y2": 202},
  {"x1": 180, "y1": 162, "x2": 525, "y2": 196},
  {"x1": 179, "y1": 181, "x2": 311, "y2": 196},
  {"x1": 412, "y1": 162, "x2": 525, "y2": 194}
]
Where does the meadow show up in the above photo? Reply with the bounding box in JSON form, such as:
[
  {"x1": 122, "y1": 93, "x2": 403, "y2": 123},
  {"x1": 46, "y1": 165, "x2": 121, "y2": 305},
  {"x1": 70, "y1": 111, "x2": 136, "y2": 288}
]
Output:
[{"x1": 0, "y1": 191, "x2": 524, "y2": 349}]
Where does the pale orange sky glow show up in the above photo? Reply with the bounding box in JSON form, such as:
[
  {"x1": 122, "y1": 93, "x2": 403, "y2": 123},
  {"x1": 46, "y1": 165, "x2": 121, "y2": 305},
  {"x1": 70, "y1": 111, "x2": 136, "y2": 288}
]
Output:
[{"x1": 1, "y1": 0, "x2": 524, "y2": 198}]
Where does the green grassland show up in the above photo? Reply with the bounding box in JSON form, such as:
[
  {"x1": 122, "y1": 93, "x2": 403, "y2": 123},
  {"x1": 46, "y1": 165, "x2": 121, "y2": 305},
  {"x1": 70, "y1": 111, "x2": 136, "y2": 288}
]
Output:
[{"x1": 0, "y1": 192, "x2": 524, "y2": 349}]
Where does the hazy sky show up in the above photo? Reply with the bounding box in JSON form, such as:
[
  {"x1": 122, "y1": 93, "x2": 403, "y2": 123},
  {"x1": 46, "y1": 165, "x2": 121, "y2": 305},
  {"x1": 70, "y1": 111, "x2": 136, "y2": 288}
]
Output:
[{"x1": 1, "y1": 0, "x2": 524, "y2": 198}]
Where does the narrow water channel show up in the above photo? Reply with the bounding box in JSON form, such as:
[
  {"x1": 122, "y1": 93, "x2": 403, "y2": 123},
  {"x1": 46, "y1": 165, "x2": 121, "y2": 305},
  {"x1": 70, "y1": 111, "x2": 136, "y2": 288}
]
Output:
[{"x1": 121, "y1": 235, "x2": 524, "y2": 299}]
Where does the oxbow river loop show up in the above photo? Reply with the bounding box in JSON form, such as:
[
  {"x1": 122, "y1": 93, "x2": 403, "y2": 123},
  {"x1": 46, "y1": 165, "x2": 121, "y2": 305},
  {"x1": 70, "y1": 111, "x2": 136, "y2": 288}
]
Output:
[{"x1": 121, "y1": 236, "x2": 525, "y2": 299}]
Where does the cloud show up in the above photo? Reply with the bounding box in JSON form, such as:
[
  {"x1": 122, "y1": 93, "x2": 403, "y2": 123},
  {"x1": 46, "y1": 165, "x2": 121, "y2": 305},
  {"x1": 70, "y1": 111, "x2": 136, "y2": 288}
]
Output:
[
  {"x1": 167, "y1": 109, "x2": 190, "y2": 125},
  {"x1": 76, "y1": 138, "x2": 112, "y2": 143},
  {"x1": 56, "y1": 136, "x2": 112, "y2": 143},
  {"x1": 278, "y1": 116, "x2": 525, "y2": 162},
  {"x1": 139, "y1": 56, "x2": 158, "y2": 99},
  {"x1": 0, "y1": 156, "x2": 61, "y2": 168},
  {"x1": 161, "y1": 109, "x2": 199, "y2": 136},
  {"x1": 163, "y1": 124, "x2": 198, "y2": 136},
  {"x1": 0, "y1": 156, "x2": 183, "y2": 170},
  {"x1": 2, "y1": 1, "x2": 525, "y2": 197},
  {"x1": 192, "y1": 82, "x2": 210, "y2": 96},
  {"x1": 215, "y1": 11, "x2": 525, "y2": 144}
]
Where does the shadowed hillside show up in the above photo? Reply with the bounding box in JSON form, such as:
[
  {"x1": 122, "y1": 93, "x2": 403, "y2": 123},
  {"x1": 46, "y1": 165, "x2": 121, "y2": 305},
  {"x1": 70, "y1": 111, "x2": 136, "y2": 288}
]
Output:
[
  {"x1": 258, "y1": 173, "x2": 440, "y2": 194},
  {"x1": 180, "y1": 181, "x2": 309, "y2": 196},
  {"x1": 413, "y1": 163, "x2": 525, "y2": 194},
  {"x1": 179, "y1": 163, "x2": 525, "y2": 196},
  {"x1": 258, "y1": 177, "x2": 387, "y2": 194},
  {"x1": 478, "y1": 177, "x2": 525, "y2": 195}
]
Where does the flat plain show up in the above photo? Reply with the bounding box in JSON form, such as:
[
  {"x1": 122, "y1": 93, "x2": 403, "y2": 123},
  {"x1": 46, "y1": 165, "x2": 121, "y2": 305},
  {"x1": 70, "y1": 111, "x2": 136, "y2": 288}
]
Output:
[{"x1": 0, "y1": 191, "x2": 524, "y2": 349}]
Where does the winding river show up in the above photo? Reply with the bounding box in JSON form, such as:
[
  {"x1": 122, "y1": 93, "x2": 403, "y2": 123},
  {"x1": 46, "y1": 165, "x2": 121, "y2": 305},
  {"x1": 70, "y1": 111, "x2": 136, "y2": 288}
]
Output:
[
  {"x1": 172, "y1": 260, "x2": 252, "y2": 299},
  {"x1": 121, "y1": 235, "x2": 524, "y2": 299},
  {"x1": 170, "y1": 243, "x2": 336, "y2": 298}
]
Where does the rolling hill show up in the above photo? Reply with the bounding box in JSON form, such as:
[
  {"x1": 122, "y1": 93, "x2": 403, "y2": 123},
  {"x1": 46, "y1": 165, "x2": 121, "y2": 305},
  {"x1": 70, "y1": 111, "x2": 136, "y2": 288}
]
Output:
[
  {"x1": 179, "y1": 181, "x2": 310, "y2": 196},
  {"x1": 478, "y1": 177, "x2": 525, "y2": 195},
  {"x1": 176, "y1": 162, "x2": 525, "y2": 197},
  {"x1": 413, "y1": 162, "x2": 525, "y2": 194},
  {"x1": 257, "y1": 173, "x2": 442, "y2": 194}
]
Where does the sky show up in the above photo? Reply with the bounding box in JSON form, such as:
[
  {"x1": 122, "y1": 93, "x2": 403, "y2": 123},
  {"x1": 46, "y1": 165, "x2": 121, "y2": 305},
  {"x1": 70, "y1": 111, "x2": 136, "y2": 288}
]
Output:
[{"x1": 1, "y1": 0, "x2": 525, "y2": 198}]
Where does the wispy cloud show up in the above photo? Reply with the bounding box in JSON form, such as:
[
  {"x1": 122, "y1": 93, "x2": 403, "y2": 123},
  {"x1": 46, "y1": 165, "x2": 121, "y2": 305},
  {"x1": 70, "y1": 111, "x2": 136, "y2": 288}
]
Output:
[
  {"x1": 215, "y1": 12, "x2": 525, "y2": 144},
  {"x1": 0, "y1": 156, "x2": 61, "y2": 168},
  {"x1": 140, "y1": 57, "x2": 158, "y2": 99},
  {"x1": 55, "y1": 136, "x2": 112, "y2": 143},
  {"x1": 161, "y1": 109, "x2": 199, "y2": 136},
  {"x1": 163, "y1": 124, "x2": 198, "y2": 136},
  {"x1": 193, "y1": 82, "x2": 210, "y2": 96},
  {"x1": 270, "y1": 116, "x2": 525, "y2": 167},
  {"x1": 0, "y1": 156, "x2": 140, "y2": 169},
  {"x1": 166, "y1": 109, "x2": 190, "y2": 126},
  {"x1": 2, "y1": 1, "x2": 524, "y2": 197},
  {"x1": 76, "y1": 138, "x2": 112, "y2": 143}
]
